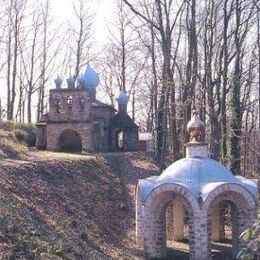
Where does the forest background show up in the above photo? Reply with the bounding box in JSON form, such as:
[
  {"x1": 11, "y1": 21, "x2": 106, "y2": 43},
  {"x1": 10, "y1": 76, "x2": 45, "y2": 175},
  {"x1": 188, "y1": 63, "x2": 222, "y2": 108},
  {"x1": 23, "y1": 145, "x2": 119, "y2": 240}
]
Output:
[{"x1": 0, "y1": 0, "x2": 259, "y2": 175}]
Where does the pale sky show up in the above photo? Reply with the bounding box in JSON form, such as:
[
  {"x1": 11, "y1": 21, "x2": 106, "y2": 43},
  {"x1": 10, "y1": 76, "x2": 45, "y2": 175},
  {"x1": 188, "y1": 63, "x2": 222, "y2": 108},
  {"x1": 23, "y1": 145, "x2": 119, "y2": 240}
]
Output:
[{"x1": 50, "y1": 0, "x2": 117, "y2": 49}]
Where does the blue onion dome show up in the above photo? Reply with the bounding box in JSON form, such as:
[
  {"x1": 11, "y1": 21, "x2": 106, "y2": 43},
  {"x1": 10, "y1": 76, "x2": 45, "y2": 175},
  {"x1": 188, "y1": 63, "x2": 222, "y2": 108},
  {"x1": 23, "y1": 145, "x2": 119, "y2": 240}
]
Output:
[
  {"x1": 83, "y1": 65, "x2": 99, "y2": 89},
  {"x1": 77, "y1": 74, "x2": 85, "y2": 89},
  {"x1": 66, "y1": 76, "x2": 75, "y2": 89},
  {"x1": 117, "y1": 91, "x2": 129, "y2": 105},
  {"x1": 54, "y1": 75, "x2": 62, "y2": 89}
]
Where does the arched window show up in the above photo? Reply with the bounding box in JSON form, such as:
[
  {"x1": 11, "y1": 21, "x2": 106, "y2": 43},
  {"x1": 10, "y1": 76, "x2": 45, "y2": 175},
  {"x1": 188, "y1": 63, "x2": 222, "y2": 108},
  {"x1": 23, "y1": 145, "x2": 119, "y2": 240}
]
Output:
[
  {"x1": 54, "y1": 99, "x2": 61, "y2": 114},
  {"x1": 79, "y1": 97, "x2": 85, "y2": 112},
  {"x1": 67, "y1": 96, "x2": 73, "y2": 112}
]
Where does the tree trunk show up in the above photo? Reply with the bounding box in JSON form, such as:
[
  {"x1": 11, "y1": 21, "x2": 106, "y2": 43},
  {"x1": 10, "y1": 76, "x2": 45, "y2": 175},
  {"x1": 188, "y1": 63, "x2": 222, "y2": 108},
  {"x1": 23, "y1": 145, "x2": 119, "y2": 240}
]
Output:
[{"x1": 229, "y1": 0, "x2": 242, "y2": 175}]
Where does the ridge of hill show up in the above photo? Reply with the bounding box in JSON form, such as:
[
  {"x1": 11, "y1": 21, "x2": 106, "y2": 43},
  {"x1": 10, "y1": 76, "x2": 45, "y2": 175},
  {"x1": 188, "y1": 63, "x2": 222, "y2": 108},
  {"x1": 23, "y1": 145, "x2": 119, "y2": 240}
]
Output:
[{"x1": 0, "y1": 150, "x2": 159, "y2": 260}]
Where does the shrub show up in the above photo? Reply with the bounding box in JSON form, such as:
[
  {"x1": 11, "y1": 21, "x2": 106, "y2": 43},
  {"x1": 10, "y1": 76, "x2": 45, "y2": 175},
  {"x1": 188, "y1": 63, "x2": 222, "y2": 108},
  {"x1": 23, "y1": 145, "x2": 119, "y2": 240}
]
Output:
[
  {"x1": 0, "y1": 129, "x2": 16, "y2": 140},
  {"x1": 237, "y1": 213, "x2": 260, "y2": 259},
  {"x1": 0, "y1": 120, "x2": 36, "y2": 149},
  {"x1": 0, "y1": 138, "x2": 28, "y2": 158},
  {"x1": 0, "y1": 121, "x2": 16, "y2": 131},
  {"x1": 14, "y1": 129, "x2": 28, "y2": 144},
  {"x1": 17, "y1": 123, "x2": 36, "y2": 147},
  {"x1": 0, "y1": 129, "x2": 9, "y2": 138}
]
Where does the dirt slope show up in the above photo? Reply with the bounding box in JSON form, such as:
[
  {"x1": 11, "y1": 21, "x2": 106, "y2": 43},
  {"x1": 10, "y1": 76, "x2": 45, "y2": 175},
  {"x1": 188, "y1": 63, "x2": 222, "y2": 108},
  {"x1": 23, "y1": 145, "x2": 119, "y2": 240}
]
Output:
[{"x1": 0, "y1": 150, "x2": 159, "y2": 260}]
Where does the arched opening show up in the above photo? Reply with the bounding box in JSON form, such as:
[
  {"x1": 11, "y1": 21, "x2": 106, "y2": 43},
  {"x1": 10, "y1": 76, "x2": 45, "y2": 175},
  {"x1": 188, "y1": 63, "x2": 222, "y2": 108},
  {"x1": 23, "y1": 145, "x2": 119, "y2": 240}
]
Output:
[
  {"x1": 166, "y1": 196, "x2": 191, "y2": 259},
  {"x1": 116, "y1": 130, "x2": 124, "y2": 151},
  {"x1": 141, "y1": 185, "x2": 200, "y2": 259},
  {"x1": 58, "y1": 129, "x2": 82, "y2": 152},
  {"x1": 211, "y1": 201, "x2": 232, "y2": 243},
  {"x1": 208, "y1": 200, "x2": 236, "y2": 259},
  {"x1": 206, "y1": 189, "x2": 255, "y2": 259},
  {"x1": 66, "y1": 95, "x2": 73, "y2": 112}
]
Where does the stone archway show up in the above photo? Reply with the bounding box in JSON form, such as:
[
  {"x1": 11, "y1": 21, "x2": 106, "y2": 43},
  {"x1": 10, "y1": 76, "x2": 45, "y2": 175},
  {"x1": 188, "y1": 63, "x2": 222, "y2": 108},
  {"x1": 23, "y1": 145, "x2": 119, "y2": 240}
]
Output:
[
  {"x1": 138, "y1": 183, "x2": 203, "y2": 259},
  {"x1": 166, "y1": 196, "x2": 191, "y2": 258},
  {"x1": 58, "y1": 129, "x2": 82, "y2": 152},
  {"x1": 115, "y1": 130, "x2": 124, "y2": 151},
  {"x1": 166, "y1": 197, "x2": 188, "y2": 243},
  {"x1": 203, "y1": 184, "x2": 256, "y2": 259}
]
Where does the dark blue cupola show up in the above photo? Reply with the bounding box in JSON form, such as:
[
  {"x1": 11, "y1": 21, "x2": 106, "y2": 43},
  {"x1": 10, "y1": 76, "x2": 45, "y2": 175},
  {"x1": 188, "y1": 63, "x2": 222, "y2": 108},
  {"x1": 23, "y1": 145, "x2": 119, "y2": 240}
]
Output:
[
  {"x1": 117, "y1": 90, "x2": 128, "y2": 113},
  {"x1": 84, "y1": 65, "x2": 99, "y2": 89},
  {"x1": 75, "y1": 65, "x2": 100, "y2": 99}
]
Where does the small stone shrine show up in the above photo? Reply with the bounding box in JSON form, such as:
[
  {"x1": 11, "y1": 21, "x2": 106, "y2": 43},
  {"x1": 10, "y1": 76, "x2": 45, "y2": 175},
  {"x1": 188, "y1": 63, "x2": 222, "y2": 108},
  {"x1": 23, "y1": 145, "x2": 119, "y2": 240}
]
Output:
[
  {"x1": 136, "y1": 111, "x2": 257, "y2": 259},
  {"x1": 36, "y1": 65, "x2": 138, "y2": 152}
]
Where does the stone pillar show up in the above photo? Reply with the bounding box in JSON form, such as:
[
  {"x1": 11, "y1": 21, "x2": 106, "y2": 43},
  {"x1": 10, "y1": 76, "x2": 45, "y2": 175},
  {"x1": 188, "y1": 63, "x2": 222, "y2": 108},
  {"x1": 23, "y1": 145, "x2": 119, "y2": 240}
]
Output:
[
  {"x1": 155, "y1": 211, "x2": 167, "y2": 257},
  {"x1": 173, "y1": 198, "x2": 185, "y2": 241},
  {"x1": 231, "y1": 206, "x2": 251, "y2": 257},
  {"x1": 206, "y1": 211, "x2": 213, "y2": 260},
  {"x1": 135, "y1": 186, "x2": 143, "y2": 244},
  {"x1": 82, "y1": 127, "x2": 93, "y2": 152},
  {"x1": 36, "y1": 124, "x2": 47, "y2": 150},
  {"x1": 142, "y1": 205, "x2": 167, "y2": 259},
  {"x1": 191, "y1": 210, "x2": 209, "y2": 260},
  {"x1": 46, "y1": 125, "x2": 59, "y2": 151}
]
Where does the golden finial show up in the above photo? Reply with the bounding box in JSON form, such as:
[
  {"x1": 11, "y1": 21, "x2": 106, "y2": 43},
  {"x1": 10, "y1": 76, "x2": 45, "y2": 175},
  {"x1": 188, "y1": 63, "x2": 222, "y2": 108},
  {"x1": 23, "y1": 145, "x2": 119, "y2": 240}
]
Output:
[{"x1": 187, "y1": 110, "x2": 205, "y2": 143}]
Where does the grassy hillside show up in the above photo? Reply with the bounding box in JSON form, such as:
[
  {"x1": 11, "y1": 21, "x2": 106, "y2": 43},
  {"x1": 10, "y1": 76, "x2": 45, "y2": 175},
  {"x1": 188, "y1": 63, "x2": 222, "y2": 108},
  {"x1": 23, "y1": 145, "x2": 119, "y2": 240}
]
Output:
[
  {"x1": 0, "y1": 151, "x2": 159, "y2": 260},
  {"x1": 0, "y1": 121, "x2": 36, "y2": 159}
]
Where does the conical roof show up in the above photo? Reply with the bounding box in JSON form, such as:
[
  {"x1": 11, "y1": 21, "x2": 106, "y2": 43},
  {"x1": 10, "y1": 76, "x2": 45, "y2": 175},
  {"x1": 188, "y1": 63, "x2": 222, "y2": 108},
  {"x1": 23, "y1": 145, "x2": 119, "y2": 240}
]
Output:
[{"x1": 110, "y1": 111, "x2": 138, "y2": 130}]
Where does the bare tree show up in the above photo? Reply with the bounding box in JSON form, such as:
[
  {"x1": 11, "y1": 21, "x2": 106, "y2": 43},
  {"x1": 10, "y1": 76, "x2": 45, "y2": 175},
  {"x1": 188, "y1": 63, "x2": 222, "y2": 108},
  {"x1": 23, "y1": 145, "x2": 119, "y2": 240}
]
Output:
[
  {"x1": 5, "y1": 0, "x2": 26, "y2": 121},
  {"x1": 229, "y1": 0, "x2": 256, "y2": 175},
  {"x1": 123, "y1": 0, "x2": 186, "y2": 169},
  {"x1": 71, "y1": 0, "x2": 93, "y2": 80}
]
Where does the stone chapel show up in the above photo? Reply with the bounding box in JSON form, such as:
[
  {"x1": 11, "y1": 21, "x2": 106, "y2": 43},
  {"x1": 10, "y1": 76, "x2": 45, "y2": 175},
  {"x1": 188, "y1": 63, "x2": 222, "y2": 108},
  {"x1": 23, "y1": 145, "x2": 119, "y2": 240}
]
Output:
[
  {"x1": 36, "y1": 65, "x2": 139, "y2": 153},
  {"x1": 136, "y1": 111, "x2": 257, "y2": 259}
]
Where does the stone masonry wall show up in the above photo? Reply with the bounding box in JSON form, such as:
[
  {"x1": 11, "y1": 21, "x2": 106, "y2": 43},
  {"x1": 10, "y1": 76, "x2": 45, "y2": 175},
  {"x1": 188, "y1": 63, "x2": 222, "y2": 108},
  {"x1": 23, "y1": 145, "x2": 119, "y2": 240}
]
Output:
[
  {"x1": 49, "y1": 89, "x2": 91, "y2": 122},
  {"x1": 47, "y1": 123, "x2": 93, "y2": 152},
  {"x1": 36, "y1": 124, "x2": 47, "y2": 150},
  {"x1": 137, "y1": 183, "x2": 256, "y2": 260},
  {"x1": 92, "y1": 107, "x2": 114, "y2": 152},
  {"x1": 124, "y1": 129, "x2": 139, "y2": 151}
]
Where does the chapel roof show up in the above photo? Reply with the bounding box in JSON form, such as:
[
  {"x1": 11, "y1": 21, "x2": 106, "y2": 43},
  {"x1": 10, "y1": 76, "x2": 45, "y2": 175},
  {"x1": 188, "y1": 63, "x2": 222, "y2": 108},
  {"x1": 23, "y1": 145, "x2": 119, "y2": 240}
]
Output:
[
  {"x1": 110, "y1": 111, "x2": 138, "y2": 130},
  {"x1": 91, "y1": 100, "x2": 115, "y2": 110},
  {"x1": 138, "y1": 110, "x2": 257, "y2": 202}
]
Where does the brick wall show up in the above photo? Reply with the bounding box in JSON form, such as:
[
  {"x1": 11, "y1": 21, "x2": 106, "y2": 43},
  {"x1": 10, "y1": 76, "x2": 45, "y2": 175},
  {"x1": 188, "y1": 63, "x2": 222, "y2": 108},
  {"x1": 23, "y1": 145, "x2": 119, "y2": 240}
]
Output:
[
  {"x1": 49, "y1": 89, "x2": 91, "y2": 122},
  {"x1": 136, "y1": 183, "x2": 256, "y2": 260},
  {"x1": 47, "y1": 123, "x2": 93, "y2": 152},
  {"x1": 36, "y1": 124, "x2": 47, "y2": 149}
]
